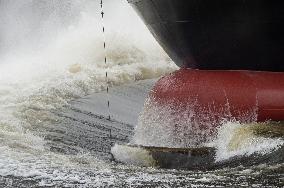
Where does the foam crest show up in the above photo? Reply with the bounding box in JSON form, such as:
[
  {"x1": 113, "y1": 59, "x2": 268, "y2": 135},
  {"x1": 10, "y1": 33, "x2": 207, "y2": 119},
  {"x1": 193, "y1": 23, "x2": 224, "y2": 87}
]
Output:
[{"x1": 208, "y1": 122, "x2": 284, "y2": 161}]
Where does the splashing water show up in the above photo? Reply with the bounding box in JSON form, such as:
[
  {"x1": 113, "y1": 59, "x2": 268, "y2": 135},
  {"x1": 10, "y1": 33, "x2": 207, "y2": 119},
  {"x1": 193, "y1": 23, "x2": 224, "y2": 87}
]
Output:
[
  {"x1": 209, "y1": 122, "x2": 284, "y2": 162},
  {"x1": 0, "y1": 0, "x2": 176, "y2": 180},
  {"x1": 132, "y1": 96, "x2": 283, "y2": 163}
]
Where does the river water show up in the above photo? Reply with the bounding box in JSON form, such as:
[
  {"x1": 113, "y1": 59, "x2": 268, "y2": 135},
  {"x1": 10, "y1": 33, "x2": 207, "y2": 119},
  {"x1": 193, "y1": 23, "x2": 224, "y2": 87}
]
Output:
[{"x1": 0, "y1": 0, "x2": 283, "y2": 187}]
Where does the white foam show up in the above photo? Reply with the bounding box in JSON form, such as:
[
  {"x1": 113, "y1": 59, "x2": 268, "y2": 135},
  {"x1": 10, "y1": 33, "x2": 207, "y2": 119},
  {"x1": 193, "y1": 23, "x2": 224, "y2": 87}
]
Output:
[
  {"x1": 208, "y1": 122, "x2": 284, "y2": 161},
  {"x1": 111, "y1": 144, "x2": 156, "y2": 167},
  {"x1": 0, "y1": 0, "x2": 176, "y2": 180}
]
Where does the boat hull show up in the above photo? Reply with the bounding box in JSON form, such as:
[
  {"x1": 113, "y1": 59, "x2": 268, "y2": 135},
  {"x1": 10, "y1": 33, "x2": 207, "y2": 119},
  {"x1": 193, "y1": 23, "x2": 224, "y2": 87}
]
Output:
[
  {"x1": 150, "y1": 69, "x2": 284, "y2": 124},
  {"x1": 128, "y1": 0, "x2": 284, "y2": 71}
]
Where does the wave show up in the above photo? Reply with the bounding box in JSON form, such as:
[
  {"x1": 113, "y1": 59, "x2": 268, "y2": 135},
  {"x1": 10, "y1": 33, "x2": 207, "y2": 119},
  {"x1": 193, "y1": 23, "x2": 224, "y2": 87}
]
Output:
[
  {"x1": 209, "y1": 122, "x2": 284, "y2": 162},
  {"x1": 0, "y1": 0, "x2": 177, "y2": 177}
]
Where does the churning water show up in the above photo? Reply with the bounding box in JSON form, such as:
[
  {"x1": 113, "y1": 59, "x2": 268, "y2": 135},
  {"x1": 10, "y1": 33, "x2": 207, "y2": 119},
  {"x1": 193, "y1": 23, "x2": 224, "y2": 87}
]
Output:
[{"x1": 0, "y1": 0, "x2": 283, "y2": 187}]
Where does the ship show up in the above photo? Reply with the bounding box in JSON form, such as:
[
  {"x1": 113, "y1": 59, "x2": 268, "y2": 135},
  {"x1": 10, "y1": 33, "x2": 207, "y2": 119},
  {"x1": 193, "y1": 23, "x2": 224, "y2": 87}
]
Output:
[{"x1": 113, "y1": 0, "x2": 284, "y2": 168}]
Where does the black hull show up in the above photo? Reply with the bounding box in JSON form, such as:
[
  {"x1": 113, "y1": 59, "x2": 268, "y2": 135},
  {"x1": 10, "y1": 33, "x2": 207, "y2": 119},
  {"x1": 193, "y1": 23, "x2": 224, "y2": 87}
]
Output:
[{"x1": 128, "y1": 0, "x2": 284, "y2": 71}]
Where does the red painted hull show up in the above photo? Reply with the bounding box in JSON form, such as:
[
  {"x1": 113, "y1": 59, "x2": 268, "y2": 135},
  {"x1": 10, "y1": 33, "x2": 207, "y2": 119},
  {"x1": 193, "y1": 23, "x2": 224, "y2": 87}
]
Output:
[{"x1": 149, "y1": 69, "x2": 284, "y2": 128}]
